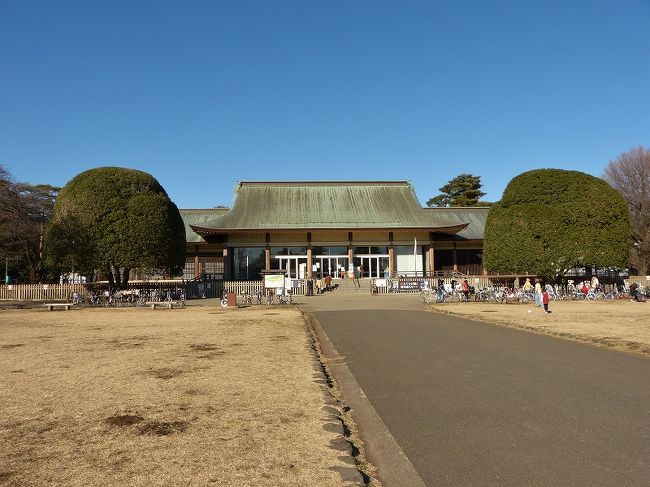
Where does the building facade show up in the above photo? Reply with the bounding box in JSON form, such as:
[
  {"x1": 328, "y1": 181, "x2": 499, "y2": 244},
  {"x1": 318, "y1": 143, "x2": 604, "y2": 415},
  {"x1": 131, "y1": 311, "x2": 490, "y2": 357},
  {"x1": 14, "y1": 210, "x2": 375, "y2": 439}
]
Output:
[{"x1": 180, "y1": 181, "x2": 488, "y2": 280}]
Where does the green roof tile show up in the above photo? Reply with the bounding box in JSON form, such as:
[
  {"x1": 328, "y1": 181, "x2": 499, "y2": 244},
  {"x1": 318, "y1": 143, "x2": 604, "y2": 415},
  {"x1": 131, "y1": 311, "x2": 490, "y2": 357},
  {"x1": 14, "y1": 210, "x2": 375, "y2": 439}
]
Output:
[{"x1": 190, "y1": 181, "x2": 470, "y2": 233}]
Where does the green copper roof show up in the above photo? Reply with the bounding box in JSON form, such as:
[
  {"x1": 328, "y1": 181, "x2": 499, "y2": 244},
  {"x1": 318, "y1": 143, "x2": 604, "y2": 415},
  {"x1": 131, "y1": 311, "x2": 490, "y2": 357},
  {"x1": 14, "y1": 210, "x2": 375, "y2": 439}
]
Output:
[
  {"x1": 190, "y1": 181, "x2": 470, "y2": 234},
  {"x1": 424, "y1": 207, "x2": 489, "y2": 240},
  {"x1": 180, "y1": 208, "x2": 229, "y2": 242}
]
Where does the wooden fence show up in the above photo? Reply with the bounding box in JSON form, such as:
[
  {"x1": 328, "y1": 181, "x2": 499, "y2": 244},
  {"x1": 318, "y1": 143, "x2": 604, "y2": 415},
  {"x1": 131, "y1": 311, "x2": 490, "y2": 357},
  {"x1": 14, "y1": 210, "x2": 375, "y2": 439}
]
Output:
[
  {"x1": 3, "y1": 276, "x2": 648, "y2": 301},
  {"x1": 626, "y1": 276, "x2": 650, "y2": 287},
  {"x1": 0, "y1": 283, "x2": 88, "y2": 301}
]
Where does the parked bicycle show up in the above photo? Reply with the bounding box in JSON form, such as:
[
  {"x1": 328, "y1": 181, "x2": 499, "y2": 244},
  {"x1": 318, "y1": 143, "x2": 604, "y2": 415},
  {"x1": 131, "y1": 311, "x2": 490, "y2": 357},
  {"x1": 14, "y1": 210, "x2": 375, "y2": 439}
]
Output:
[{"x1": 240, "y1": 290, "x2": 253, "y2": 306}]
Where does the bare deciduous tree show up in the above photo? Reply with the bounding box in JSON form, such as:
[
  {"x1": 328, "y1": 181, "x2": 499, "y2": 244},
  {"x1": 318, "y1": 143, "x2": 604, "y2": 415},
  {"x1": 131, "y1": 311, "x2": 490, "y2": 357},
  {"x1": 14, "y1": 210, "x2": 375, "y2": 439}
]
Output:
[{"x1": 603, "y1": 146, "x2": 650, "y2": 275}]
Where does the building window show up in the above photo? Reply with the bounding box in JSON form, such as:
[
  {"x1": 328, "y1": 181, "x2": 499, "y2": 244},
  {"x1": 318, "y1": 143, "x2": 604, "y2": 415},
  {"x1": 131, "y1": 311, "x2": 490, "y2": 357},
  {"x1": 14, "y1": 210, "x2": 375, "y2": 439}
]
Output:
[
  {"x1": 183, "y1": 257, "x2": 195, "y2": 280},
  {"x1": 312, "y1": 246, "x2": 348, "y2": 256},
  {"x1": 233, "y1": 248, "x2": 265, "y2": 280}
]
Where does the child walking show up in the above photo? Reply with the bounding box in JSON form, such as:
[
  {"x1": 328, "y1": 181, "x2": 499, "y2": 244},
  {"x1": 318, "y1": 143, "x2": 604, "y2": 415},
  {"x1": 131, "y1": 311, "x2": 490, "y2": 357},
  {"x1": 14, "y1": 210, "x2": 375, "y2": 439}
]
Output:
[{"x1": 542, "y1": 288, "x2": 551, "y2": 313}]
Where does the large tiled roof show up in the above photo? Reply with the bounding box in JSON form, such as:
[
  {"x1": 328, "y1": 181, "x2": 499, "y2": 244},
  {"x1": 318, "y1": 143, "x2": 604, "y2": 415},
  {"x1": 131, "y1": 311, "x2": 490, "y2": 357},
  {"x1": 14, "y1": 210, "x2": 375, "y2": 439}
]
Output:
[
  {"x1": 190, "y1": 181, "x2": 470, "y2": 234},
  {"x1": 424, "y1": 207, "x2": 489, "y2": 240},
  {"x1": 179, "y1": 208, "x2": 229, "y2": 242}
]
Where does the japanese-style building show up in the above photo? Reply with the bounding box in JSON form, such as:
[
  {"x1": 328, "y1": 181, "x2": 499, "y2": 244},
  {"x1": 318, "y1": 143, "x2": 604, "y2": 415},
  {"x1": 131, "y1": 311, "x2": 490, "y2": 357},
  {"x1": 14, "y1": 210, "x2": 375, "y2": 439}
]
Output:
[{"x1": 179, "y1": 181, "x2": 488, "y2": 281}]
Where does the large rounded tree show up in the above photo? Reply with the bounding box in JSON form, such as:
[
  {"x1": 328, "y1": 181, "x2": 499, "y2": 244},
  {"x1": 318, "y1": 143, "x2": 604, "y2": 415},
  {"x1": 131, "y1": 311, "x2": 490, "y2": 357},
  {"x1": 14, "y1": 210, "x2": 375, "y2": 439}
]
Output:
[
  {"x1": 484, "y1": 169, "x2": 630, "y2": 281},
  {"x1": 46, "y1": 167, "x2": 186, "y2": 289}
]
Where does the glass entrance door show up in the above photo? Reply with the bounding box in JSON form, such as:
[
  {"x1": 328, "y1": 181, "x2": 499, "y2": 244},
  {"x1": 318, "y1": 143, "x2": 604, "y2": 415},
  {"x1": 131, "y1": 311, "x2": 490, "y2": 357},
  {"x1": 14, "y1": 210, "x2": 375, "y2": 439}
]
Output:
[
  {"x1": 276, "y1": 256, "x2": 308, "y2": 279},
  {"x1": 314, "y1": 256, "x2": 348, "y2": 279},
  {"x1": 354, "y1": 256, "x2": 390, "y2": 278}
]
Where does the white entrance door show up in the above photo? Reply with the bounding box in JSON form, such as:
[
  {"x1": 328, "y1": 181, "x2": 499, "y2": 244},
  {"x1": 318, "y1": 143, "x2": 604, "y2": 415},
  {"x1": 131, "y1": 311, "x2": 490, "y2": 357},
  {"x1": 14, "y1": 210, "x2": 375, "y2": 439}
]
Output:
[{"x1": 276, "y1": 257, "x2": 307, "y2": 279}]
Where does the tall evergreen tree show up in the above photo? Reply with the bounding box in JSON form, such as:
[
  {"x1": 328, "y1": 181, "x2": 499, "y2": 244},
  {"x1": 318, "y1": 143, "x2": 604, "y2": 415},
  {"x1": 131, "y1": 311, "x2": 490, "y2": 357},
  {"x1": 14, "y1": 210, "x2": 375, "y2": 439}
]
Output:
[{"x1": 426, "y1": 174, "x2": 487, "y2": 207}]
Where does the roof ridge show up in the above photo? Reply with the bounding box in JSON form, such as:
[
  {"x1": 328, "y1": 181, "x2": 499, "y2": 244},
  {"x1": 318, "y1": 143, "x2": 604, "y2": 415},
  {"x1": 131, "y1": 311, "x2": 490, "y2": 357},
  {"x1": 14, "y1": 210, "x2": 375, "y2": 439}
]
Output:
[
  {"x1": 238, "y1": 180, "x2": 411, "y2": 186},
  {"x1": 179, "y1": 207, "x2": 229, "y2": 211},
  {"x1": 424, "y1": 206, "x2": 491, "y2": 210}
]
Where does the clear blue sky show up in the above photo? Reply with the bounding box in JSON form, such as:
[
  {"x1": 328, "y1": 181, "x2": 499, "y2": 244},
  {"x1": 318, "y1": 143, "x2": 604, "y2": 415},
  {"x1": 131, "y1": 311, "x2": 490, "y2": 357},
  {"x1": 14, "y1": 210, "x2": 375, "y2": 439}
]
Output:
[{"x1": 2, "y1": 0, "x2": 649, "y2": 207}]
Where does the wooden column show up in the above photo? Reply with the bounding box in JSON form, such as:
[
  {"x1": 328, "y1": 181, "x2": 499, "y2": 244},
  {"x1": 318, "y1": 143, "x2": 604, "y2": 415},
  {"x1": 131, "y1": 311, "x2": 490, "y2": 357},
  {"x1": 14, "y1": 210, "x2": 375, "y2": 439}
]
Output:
[
  {"x1": 307, "y1": 246, "x2": 313, "y2": 278},
  {"x1": 347, "y1": 232, "x2": 354, "y2": 277},
  {"x1": 427, "y1": 232, "x2": 435, "y2": 277},
  {"x1": 264, "y1": 232, "x2": 271, "y2": 272},
  {"x1": 223, "y1": 247, "x2": 230, "y2": 279},
  {"x1": 306, "y1": 232, "x2": 313, "y2": 278},
  {"x1": 427, "y1": 247, "x2": 435, "y2": 277},
  {"x1": 194, "y1": 245, "x2": 200, "y2": 279},
  {"x1": 388, "y1": 231, "x2": 395, "y2": 277}
]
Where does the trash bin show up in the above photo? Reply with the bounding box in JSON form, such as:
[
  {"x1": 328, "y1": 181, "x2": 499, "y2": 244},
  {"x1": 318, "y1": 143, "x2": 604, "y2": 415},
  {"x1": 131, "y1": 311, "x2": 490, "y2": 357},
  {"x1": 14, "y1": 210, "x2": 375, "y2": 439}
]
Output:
[{"x1": 227, "y1": 292, "x2": 237, "y2": 307}]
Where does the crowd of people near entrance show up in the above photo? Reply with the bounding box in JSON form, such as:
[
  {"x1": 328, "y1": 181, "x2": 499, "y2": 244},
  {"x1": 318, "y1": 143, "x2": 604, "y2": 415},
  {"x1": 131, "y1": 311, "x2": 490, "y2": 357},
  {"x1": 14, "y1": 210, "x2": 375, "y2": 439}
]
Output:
[
  {"x1": 304, "y1": 266, "x2": 365, "y2": 295},
  {"x1": 305, "y1": 274, "x2": 335, "y2": 295}
]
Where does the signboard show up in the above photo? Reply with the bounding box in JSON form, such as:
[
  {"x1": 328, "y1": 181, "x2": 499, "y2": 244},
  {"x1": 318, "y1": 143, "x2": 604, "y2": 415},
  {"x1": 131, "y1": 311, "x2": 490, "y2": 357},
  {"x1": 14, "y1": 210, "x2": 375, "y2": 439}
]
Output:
[
  {"x1": 375, "y1": 279, "x2": 387, "y2": 288},
  {"x1": 264, "y1": 274, "x2": 285, "y2": 289},
  {"x1": 398, "y1": 279, "x2": 422, "y2": 291}
]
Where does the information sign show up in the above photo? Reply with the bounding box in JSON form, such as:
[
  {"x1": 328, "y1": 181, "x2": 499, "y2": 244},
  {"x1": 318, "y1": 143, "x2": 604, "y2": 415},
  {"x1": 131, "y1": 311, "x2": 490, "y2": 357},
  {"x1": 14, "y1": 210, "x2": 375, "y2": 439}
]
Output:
[
  {"x1": 264, "y1": 274, "x2": 285, "y2": 289},
  {"x1": 398, "y1": 279, "x2": 422, "y2": 291}
]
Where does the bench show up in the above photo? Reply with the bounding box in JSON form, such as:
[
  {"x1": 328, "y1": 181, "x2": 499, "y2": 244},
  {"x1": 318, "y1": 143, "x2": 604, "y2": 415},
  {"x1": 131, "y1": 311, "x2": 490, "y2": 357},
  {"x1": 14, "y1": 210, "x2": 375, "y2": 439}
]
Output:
[
  {"x1": 146, "y1": 301, "x2": 178, "y2": 309},
  {"x1": 44, "y1": 303, "x2": 72, "y2": 311}
]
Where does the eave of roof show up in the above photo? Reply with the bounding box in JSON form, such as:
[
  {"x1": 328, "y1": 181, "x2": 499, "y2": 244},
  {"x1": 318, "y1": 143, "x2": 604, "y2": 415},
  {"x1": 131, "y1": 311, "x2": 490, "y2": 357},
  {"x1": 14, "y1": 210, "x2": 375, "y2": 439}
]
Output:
[
  {"x1": 190, "y1": 222, "x2": 469, "y2": 235},
  {"x1": 179, "y1": 208, "x2": 230, "y2": 243}
]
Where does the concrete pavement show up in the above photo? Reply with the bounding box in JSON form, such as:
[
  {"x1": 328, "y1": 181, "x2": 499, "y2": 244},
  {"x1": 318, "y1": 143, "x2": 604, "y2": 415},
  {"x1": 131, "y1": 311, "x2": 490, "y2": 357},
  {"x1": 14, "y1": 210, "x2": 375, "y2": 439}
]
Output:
[{"x1": 300, "y1": 293, "x2": 650, "y2": 486}]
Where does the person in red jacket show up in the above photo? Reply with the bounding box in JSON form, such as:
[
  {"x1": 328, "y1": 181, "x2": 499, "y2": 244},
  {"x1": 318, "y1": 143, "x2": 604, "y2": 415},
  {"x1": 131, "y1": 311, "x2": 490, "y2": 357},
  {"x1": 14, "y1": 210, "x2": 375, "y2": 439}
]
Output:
[{"x1": 542, "y1": 288, "x2": 551, "y2": 313}]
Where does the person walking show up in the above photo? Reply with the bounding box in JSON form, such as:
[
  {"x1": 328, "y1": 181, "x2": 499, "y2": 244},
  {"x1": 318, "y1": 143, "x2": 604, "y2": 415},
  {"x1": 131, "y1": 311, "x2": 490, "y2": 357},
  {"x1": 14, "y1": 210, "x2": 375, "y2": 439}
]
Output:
[
  {"x1": 316, "y1": 278, "x2": 322, "y2": 294},
  {"x1": 354, "y1": 266, "x2": 361, "y2": 290},
  {"x1": 523, "y1": 277, "x2": 533, "y2": 293},
  {"x1": 462, "y1": 279, "x2": 470, "y2": 301},
  {"x1": 591, "y1": 275, "x2": 600, "y2": 292},
  {"x1": 534, "y1": 279, "x2": 543, "y2": 307},
  {"x1": 325, "y1": 274, "x2": 332, "y2": 291},
  {"x1": 542, "y1": 288, "x2": 551, "y2": 313},
  {"x1": 306, "y1": 278, "x2": 314, "y2": 296}
]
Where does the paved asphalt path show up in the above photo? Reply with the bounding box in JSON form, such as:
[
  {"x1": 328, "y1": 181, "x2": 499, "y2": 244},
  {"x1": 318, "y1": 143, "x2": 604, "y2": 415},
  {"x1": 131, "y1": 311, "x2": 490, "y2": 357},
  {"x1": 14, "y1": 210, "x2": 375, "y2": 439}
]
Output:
[{"x1": 312, "y1": 305, "x2": 650, "y2": 486}]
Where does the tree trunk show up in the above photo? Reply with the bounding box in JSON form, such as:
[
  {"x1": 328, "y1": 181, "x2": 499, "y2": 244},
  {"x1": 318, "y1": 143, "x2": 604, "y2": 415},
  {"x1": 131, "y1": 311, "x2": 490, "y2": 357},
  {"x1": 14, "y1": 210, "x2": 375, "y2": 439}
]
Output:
[
  {"x1": 121, "y1": 267, "x2": 130, "y2": 289},
  {"x1": 112, "y1": 264, "x2": 123, "y2": 290},
  {"x1": 37, "y1": 220, "x2": 44, "y2": 283},
  {"x1": 106, "y1": 264, "x2": 116, "y2": 291}
]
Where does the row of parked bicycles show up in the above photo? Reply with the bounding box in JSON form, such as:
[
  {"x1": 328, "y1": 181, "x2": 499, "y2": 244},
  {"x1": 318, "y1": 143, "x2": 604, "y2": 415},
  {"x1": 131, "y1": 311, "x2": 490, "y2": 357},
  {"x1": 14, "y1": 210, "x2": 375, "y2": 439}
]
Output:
[
  {"x1": 420, "y1": 284, "x2": 646, "y2": 304},
  {"x1": 70, "y1": 288, "x2": 187, "y2": 307}
]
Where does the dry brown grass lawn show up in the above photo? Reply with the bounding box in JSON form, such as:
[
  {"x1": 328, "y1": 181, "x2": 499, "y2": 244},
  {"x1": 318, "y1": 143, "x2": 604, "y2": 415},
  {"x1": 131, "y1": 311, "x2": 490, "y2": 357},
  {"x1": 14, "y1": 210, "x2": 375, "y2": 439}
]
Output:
[
  {"x1": 0, "y1": 307, "x2": 353, "y2": 486},
  {"x1": 430, "y1": 300, "x2": 650, "y2": 355}
]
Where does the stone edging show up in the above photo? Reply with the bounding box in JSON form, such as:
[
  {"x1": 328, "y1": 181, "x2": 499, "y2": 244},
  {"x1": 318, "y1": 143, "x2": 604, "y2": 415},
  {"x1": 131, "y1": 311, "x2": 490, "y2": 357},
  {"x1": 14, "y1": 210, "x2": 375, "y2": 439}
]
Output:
[{"x1": 303, "y1": 311, "x2": 427, "y2": 487}]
